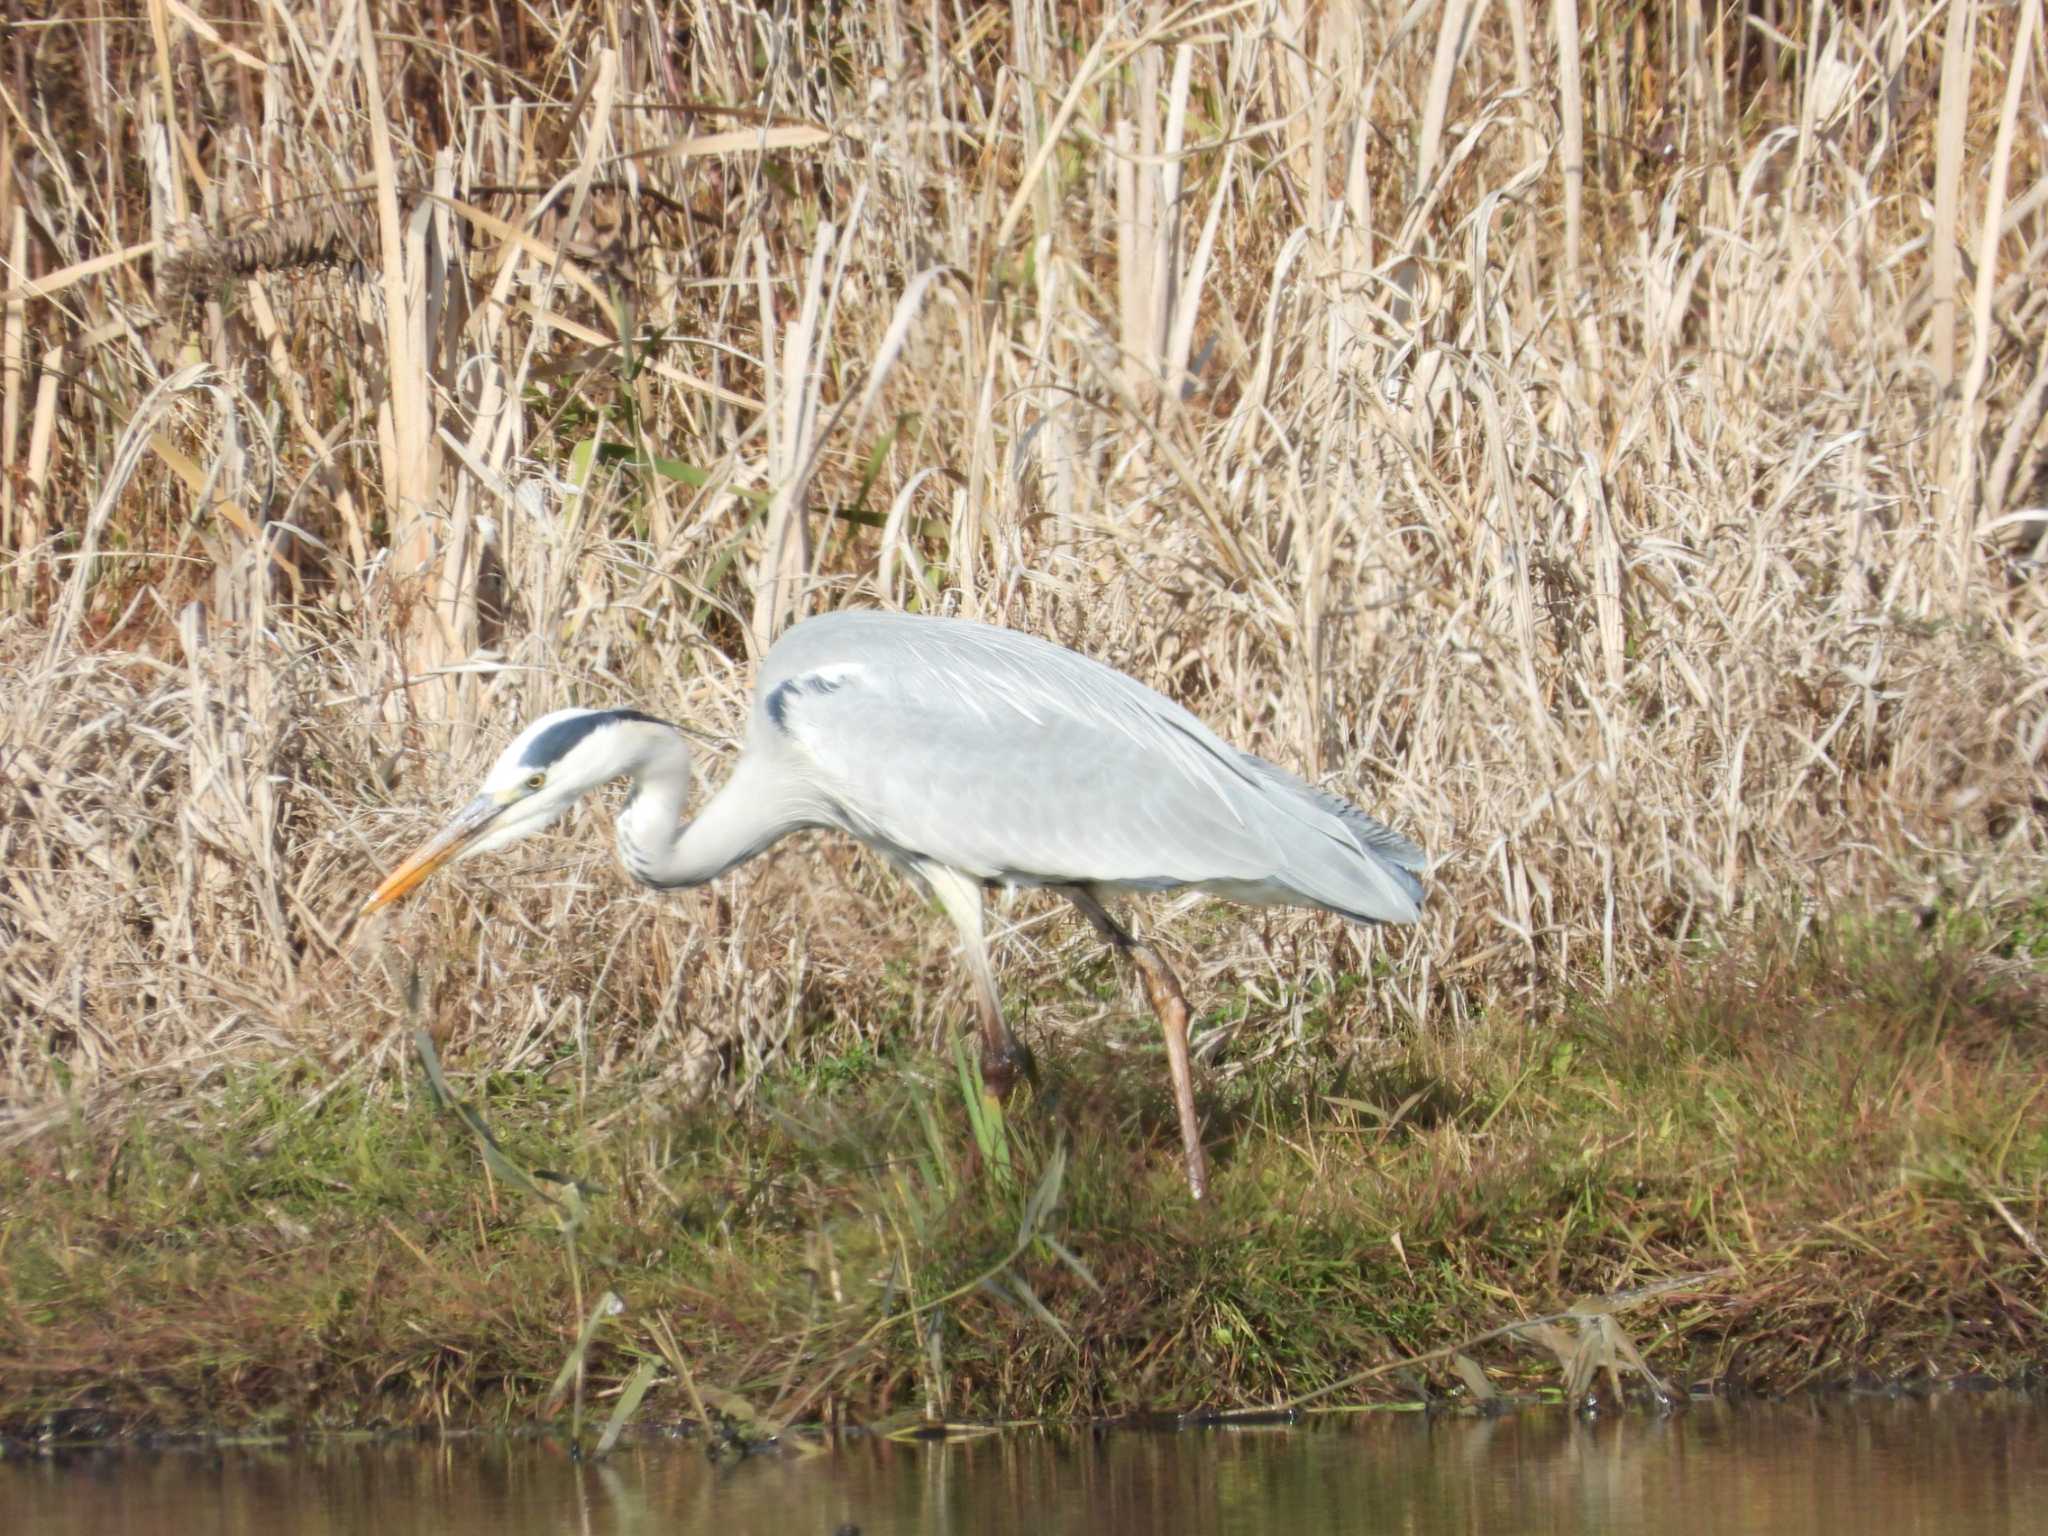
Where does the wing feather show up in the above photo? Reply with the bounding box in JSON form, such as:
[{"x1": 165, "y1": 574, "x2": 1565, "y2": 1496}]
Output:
[{"x1": 752, "y1": 612, "x2": 1423, "y2": 921}]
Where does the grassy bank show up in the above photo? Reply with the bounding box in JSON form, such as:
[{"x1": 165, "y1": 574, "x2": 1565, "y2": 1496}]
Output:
[{"x1": 6, "y1": 913, "x2": 2043, "y2": 1438}]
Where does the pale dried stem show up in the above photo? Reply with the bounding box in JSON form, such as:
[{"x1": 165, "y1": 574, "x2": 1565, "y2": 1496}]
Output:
[{"x1": 0, "y1": 0, "x2": 2042, "y2": 1142}]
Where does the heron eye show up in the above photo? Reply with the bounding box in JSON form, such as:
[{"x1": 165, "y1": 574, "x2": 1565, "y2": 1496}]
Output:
[{"x1": 525, "y1": 772, "x2": 546, "y2": 790}]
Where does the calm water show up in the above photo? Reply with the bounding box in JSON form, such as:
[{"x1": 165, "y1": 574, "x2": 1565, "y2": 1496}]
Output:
[{"x1": 5, "y1": 1399, "x2": 2042, "y2": 1535}]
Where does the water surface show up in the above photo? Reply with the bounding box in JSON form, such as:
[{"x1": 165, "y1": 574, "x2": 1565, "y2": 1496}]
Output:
[{"x1": 6, "y1": 1397, "x2": 2041, "y2": 1535}]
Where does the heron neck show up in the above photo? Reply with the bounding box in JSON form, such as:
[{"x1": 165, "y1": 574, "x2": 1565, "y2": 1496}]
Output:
[{"x1": 616, "y1": 747, "x2": 809, "y2": 889}]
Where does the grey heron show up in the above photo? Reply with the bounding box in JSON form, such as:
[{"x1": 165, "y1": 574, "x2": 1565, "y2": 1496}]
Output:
[{"x1": 359, "y1": 610, "x2": 1426, "y2": 1198}]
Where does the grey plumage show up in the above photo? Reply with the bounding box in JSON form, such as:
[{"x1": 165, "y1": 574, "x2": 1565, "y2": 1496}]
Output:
[
  {"x1": 361, "y1": 609, "x2": 1426, "y2": 1200},
  {"x1": 744, "y1": 611, "x2": 1423, "y2": 922}
]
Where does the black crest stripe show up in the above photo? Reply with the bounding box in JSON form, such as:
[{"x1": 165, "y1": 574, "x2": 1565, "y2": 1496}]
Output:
[{"x1": 519, "y1": 709, "x2": 674, "y2": 768}]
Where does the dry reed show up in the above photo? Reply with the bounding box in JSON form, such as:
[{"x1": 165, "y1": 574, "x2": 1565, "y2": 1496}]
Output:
[{"x1": 0, "y1": 0, "x2": 2043, "y2": 1151}]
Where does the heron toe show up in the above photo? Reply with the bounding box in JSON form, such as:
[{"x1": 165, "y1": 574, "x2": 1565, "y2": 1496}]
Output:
[{"x1": 979, "y1": 1035, "x2": 1039, "y2": 1099}]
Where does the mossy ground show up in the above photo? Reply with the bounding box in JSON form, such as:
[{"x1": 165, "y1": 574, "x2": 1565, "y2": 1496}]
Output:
[{"x1": 5, "y1": 913, "x2": 2044, "y2": 1441}]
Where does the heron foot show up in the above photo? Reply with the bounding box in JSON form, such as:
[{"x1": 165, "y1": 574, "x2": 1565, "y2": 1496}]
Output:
[{"x1": 979, "y1": 1035, "x2": 1040, "y2": 1100}]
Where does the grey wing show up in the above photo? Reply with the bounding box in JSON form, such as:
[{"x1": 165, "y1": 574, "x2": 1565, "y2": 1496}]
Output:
[
  {"x1": 751, "y1": 613, "x2": 1424, "y2": 923},
  {"x1": 1232, "y1": 753, "x2": 1428, "y2": 874}
]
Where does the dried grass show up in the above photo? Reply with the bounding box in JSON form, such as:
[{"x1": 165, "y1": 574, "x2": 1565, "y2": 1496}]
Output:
[{"x1": 1, "y1": 0, "x2": 2045, "y2": 1146}]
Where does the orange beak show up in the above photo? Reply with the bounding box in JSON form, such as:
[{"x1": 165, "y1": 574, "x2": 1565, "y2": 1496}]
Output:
[{"x1": 359, "y1": 795, "x2": 507, "y2": 917}]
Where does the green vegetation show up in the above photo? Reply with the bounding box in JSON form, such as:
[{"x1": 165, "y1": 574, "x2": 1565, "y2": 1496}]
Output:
[{"x1": 6, "y1": 914, "x2": 2042, "y2": 1437}]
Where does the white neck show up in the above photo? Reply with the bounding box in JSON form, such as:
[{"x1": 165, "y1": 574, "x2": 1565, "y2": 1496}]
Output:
[{"x1": 614, "y1": 739, "x2": 813, "y2": 889}]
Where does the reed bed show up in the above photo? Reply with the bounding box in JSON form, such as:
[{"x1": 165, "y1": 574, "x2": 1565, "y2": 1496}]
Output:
[{"x1": 1, "y1": 0, "x2": 2045, "y2": 1431}]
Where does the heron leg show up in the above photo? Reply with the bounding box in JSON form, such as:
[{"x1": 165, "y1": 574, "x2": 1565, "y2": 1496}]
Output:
[
  {"x1": 1063, "y1": 887, "x2": 1210, "y2": 1201},
  {"x1": 919, "y1": 862, "x2": 1036, "y2": 1097}
]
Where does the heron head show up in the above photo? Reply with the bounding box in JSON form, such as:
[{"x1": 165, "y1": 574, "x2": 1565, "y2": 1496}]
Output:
[{"x1": 359, "y1": 708, "x2": 682, "y2": 917}]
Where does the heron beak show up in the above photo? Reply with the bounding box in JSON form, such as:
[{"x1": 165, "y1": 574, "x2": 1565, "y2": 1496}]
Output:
[{"x1": 359, "y1": 795, "x2": 507, "y2": 916}]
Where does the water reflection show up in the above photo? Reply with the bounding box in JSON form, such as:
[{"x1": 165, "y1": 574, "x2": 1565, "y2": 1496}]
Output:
[{"x1": 5, "y1": 1396, "x2": 2042, "y2": 1535}]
